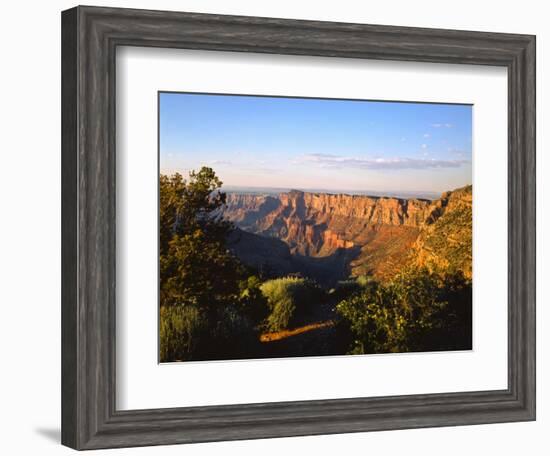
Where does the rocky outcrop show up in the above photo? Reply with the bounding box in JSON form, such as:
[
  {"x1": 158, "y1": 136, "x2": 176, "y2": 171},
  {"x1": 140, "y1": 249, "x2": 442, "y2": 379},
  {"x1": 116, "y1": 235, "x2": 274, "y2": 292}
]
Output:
[
  {"x1": 221, "y1": 194, "x2": 280, "y2": 232},
  {"x1": 224, "y1": 190, "x2": 431, "y2": 256},
  {"x1": 412, "y1": 185, "x2": 473, "y2": 279},
  {"x1": 324, "y1": 230, "x2": 354, "y2": 250},
  {"x1": 223, "y1": 186, "x2": 472, "y2": 281}
]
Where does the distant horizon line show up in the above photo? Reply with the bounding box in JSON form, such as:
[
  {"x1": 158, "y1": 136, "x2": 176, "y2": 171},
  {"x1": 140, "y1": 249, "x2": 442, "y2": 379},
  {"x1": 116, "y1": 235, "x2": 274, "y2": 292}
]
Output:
[
  {"x1": 159, "y1": 171, "x2": 470, "y2": 199},
  {"x1": 220, "y1": 184, "x2": 472, "y2": 199},
  {"x1": 222, "y1": 183, "x2": 440, "y2": 193}
]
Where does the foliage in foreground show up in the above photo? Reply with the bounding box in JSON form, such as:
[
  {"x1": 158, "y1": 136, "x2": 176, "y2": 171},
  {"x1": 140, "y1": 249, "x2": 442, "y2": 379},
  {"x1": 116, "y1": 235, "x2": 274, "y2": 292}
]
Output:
[
  {"x1": 260, "y1": 277, "x2": 323, "y2": 332},
  {"x1": 159, "y1": 168, "x2": 266, "y2": 361},
  {"x1": 336, "y1": 268, "x2": 471, "y2": 354},
  {"x1": 329, "y1": 275, "x2": 373, "y2": 301}
]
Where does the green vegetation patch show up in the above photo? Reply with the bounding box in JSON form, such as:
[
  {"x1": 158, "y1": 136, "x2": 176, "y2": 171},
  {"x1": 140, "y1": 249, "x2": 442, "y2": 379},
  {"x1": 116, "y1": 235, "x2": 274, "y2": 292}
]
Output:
[
  {"x1": 336, "y1": 267, "x2": 472, "y2": 354},
  {"x1": 261, "y1": 277, "x2": 324, "y2": 332}
]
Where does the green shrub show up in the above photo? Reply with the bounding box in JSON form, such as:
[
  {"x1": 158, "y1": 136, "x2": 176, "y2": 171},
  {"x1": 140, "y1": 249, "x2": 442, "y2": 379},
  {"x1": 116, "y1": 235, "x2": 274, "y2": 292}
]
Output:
[
  {"x1": 336, "y1": 268, "x2": 471, "y2": 354},
  {"x1": 159, "y1": 305, "x2": 207, "y2": 362},
  {"x1": 356, "y1": 275, "x2": 374, "y2": 287},
  {"x1": 159, "y1": 303, "x2": 264, "y2": 362},
  {"x1": 238, "y1": 275, "x2": 269, "y2": 324},
  {"x1": 210, "y1": 305, "x2": 261, "y2": 359},
  {"x1": 260, "y1": 277, "x2": 323, "y2": 331},
  {"x1": 330, "y1": 275, "x2": 373, "y2": 301}
]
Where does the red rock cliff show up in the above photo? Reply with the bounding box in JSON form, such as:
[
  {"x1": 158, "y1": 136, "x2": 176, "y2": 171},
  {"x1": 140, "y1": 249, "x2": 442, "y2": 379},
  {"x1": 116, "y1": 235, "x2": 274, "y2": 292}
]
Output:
[
  {"x1": 224, "y1": 190, "x2": 431, "y2": 257},
  {"x1": 224, "y1": 186, "x2": 472, "y2": 280}
]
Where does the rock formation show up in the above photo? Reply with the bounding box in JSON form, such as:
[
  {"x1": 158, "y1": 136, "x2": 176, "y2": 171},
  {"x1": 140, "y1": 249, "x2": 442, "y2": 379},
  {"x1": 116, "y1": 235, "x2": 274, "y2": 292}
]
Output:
[{"x1": 223, "y1": 186, "x2": 472, "y2": 282}]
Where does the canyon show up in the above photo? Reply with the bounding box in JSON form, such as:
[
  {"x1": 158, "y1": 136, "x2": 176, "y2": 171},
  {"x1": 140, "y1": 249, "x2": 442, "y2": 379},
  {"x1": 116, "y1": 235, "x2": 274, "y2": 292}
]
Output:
[{"x1": 224, "y1": 185, "x2": 472, "y2": 284}]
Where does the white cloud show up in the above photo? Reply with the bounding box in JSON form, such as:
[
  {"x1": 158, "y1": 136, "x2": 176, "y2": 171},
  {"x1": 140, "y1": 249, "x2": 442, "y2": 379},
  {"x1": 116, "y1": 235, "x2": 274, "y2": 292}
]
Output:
[
  {"x1": 431, "y1": 123, "x2": 453, "y2": 128},
  {"x1": 423, "y1": 133, "x2": 431, "y2": 138},
  {"x1": 294, "y1": 153, "x2": 469, "y2": 170},
  {"x1": 421, "y1": 144, "x2": 428, "y2": 149}
]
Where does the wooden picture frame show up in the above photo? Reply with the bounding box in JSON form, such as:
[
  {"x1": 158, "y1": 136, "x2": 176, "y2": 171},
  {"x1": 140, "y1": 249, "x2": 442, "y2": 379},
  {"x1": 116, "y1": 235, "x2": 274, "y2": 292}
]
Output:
[{"x1": 61, "y1": 5, "x2": 536, "y2": 450}]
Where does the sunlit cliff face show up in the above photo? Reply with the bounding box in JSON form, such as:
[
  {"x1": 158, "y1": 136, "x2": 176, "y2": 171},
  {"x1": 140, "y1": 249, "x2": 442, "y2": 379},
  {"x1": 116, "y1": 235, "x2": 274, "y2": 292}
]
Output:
[
  {"x1": 222, "y1": 186, "x2": 472, "y2": 281},
  {"x1": 223, "y1": 190, "x2": 432, "y2": 257}
]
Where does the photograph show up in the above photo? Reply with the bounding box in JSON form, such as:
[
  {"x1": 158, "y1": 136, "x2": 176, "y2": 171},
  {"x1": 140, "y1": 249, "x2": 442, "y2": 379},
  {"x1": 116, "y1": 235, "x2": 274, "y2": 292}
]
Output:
[{"x1": 158, "y1": 92, "x2": 473, "y2": 363}]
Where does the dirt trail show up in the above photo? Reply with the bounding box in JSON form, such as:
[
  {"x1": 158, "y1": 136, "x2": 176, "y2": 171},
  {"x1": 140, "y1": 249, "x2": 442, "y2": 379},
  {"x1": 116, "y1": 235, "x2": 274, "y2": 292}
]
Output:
[
  {"x1": 260, "y1": 320, "x2": 335, "y2": 342},
  {"x1": 255, "y1": 294, "x2": 350, "y2": 358}
]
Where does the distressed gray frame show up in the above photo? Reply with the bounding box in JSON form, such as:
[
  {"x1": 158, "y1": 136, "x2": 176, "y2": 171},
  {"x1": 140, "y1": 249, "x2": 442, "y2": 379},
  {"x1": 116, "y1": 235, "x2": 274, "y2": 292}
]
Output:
[{"x1": 61, "y1": 5, "x2": 536, "y2": 450}]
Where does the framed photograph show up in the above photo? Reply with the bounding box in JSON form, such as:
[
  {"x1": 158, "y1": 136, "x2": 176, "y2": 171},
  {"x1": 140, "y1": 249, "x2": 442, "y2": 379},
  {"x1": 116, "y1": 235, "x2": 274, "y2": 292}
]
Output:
[{"x1": 61, "y1": 5, "x2": 536, "y2": 450}]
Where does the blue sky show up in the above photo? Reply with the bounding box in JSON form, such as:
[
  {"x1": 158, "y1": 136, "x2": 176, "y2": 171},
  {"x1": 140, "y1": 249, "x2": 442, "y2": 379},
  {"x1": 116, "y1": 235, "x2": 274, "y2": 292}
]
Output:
[{"x1": 159, "y1": 92, "x2": 472, "y2": 194}]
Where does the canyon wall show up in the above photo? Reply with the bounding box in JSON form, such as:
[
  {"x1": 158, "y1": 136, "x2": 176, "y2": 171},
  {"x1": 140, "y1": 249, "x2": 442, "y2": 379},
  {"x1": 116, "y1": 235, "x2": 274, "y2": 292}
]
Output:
[{"x1": 223, "y1": 186, "x2": 472, "y2": 281}]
